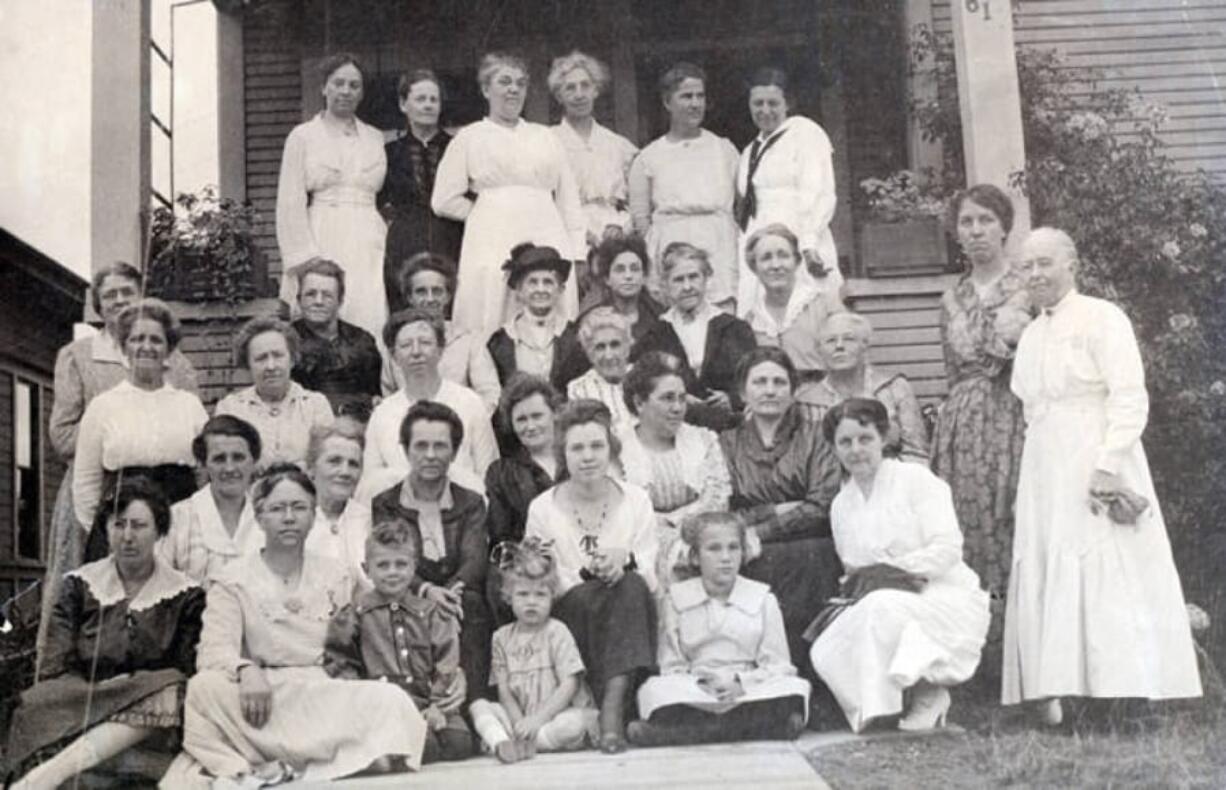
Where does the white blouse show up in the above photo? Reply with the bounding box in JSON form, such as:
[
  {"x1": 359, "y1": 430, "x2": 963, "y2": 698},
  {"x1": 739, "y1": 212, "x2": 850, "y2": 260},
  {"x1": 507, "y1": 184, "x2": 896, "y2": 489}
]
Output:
[
  {"x1": 831, "y1": 459, "x2": 980, "y2": 590},
  {"x1": 661, "y1": 302, "x2": 720, "y2": 373},
  {"x1": 619, "y1": 422, "x2": 730, "y2": 526},
  {"x1": 524, "y1": 479, "x2": 659, "y2": 595},
  {"x1": 161, "y1": 485, "x2": 262, "y2": 584},
  {"x1": 305, "y1": 499, "x2": 371, "y2": 589},
  {"x1": 214, "y1": 383, "x2": 335, "y2": 468},
  {"x1": 73, "y1": 381, "x2": 207, "y2": 527},
  {"x1": 361, "y1": 380, "x2": 498, "y2": 484},
  {"x1": 431, "y1": 118, "x2": 586, "y2": 257},
  {"x1": 274, "y1": 115, "x2": 388, "y2": 268},
  {"x1": 1011, "y1": 290, "x2": 1148, "y2": 475},
  {"x1": 552, "y1": 118, "x2": 638, "y2": 238}
]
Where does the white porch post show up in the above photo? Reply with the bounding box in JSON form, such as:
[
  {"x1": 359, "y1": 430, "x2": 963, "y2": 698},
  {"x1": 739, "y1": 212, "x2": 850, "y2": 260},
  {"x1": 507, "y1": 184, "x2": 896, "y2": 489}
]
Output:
[
  {"x1": 91, "y1": 0, "x2": 151, "y2": 275},
  {"x1": 217, "y1": 9, "x2": 246, "y2": 202},
  {"x1": 951, "y1": 0, "x2": 1031, "y2": 247}
]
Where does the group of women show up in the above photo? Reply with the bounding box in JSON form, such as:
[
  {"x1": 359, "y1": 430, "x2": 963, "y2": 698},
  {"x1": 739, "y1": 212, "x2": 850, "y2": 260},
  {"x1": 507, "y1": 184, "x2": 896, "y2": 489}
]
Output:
[{"x1": 9, "y1": 42, "x2": 1202, "y2": 788}]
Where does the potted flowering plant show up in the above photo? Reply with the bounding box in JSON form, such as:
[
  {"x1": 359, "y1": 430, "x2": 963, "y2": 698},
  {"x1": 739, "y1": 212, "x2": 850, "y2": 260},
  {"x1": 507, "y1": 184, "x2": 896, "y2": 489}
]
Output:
[
  {"x1": 857, "y1": 169, "x2": 953, "y2": 276},
  {"x1": 146, "y1": 186, "x2": 269, "y2": 303}
]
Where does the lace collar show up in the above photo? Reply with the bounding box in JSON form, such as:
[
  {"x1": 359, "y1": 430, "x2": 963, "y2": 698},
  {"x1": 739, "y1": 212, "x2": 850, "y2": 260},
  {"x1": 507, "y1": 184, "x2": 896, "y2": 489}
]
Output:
[{"x1": 70, "y1": 556, "x2": 199, "y2": 612}]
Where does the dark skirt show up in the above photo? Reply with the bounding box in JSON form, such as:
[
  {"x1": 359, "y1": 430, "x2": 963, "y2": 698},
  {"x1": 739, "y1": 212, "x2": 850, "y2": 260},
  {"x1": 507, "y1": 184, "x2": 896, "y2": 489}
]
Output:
[
  {"x1": 383, "y1": 207, "x2": 463, "y2": 314},
  {"x1": 85, "y1": 465, "x2": 197, "y2": 561},
  {"x1": 743, "y1": 537, "x2": 842, "y2": 665},
  {"x1": 457, "y1": 588, "x2": 492, "y2": 703},
  {"x1": 553, "y1": 572, "x2": 658, "y2": 701},
  {"x1": 3, "y1": 668, "x2": 185, "y2": 774}
]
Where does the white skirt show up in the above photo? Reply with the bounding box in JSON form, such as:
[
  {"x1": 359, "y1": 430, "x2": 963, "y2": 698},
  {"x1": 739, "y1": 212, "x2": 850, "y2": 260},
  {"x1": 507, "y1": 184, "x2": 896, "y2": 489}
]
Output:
[
  {"x1": 1001, "y1": 401, "x2": 1202, "y2": 703},
  {"x1": 810, "y1": 581, "x2": 989, "y2": 732},
  {"x1": 452, "y1": 185, "x2": 579, "y2": 336},
  {"x1": 637, "y1": 672, "x2": 810, "y2": 721},
  {"x1": 174, "y1": 667, "x2": 426, "y2": 784}
]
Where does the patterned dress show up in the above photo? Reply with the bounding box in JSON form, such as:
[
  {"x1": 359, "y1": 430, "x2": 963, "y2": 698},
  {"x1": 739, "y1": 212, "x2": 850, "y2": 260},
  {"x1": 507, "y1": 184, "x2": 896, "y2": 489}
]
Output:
[{"x1": 930, "y1": 270, "x2": 1031, "y2": 634}]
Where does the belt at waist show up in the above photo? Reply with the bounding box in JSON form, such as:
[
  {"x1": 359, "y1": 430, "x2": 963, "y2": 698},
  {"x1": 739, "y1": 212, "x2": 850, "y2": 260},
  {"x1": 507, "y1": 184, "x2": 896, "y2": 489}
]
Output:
[
  {"x1": 654, "y1": 207, "x2": 728, "y2": 220},
  {"x1": 311, "y1": 189, "x2": 376, "y2": 207}
]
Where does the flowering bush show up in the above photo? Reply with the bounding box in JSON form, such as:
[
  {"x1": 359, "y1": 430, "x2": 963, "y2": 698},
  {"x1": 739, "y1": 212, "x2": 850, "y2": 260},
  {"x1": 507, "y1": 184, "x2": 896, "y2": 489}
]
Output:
[
  {"x1": 147, "y1": 186, "x2": 263, "y2": 303},
  {"x1": 909, "y1": 25, "x2": 1226, "y2": 617},
  {"x1": 859, "y1": 170, "x2": 947, "y2": 223}
]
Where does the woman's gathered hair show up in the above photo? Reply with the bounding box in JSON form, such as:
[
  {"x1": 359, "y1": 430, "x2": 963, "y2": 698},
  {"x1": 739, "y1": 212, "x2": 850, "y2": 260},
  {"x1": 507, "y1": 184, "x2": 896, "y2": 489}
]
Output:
[
  {"x1": 94, "y1": 476, "x2": 173, "y2": 538},
  {"x1": 821, "y1": 397, "x2": 890, "y2": 444}
]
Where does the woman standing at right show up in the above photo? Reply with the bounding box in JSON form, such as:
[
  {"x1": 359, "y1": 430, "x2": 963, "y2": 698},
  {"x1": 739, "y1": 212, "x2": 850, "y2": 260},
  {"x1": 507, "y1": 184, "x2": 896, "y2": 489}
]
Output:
[
  {"x1": 929, "y1": 185, "x2": 1031, "y2": 634},
  {"x1": 735, "y1": 67, "x2": 843, "y2": 313},
  {"x1": 629, "y1": 63, "x2": 740, "y2": 309},
  {"x1": 432, "y1": 52, "x2": 585, "y2": 335}
]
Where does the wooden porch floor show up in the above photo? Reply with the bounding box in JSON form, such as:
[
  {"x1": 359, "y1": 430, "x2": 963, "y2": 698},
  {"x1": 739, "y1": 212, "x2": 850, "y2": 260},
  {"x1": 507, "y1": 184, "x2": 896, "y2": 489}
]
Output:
[{"x1": 284, "y1": 731, "x2": 862, "y2": 789}]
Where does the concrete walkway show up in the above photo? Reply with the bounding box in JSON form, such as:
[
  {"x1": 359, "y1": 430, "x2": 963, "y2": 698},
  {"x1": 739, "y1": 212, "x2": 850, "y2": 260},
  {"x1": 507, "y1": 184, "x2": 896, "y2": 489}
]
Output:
[{"x1": 285, "y1": 732, "x2": 850, "y2": 789}]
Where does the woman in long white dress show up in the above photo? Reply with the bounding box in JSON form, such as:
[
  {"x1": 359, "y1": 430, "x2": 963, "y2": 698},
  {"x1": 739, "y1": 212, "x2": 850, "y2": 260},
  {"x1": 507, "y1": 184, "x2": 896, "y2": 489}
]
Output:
[
  {"x1": 629, "y1": 62, "x2": 740, "y2": 309},
  {"x1": 1004, "y1": 228, "x2": 1201, "y2": 722},
  {"x1": 432, "y1": 52, "x2": 586, "y2": 336},
  {"x1": 276, "y1": 53, "x2": 388, "y2": 339},
  {"x1": 810, "y1": 398, "x2": 989, "y2": 733},
  {"x1": 735, "y1": 67, "x2": 842, "y2": 313},
  {"x1": 548, "y1": 50, "x2": 639, "y2": 250}
]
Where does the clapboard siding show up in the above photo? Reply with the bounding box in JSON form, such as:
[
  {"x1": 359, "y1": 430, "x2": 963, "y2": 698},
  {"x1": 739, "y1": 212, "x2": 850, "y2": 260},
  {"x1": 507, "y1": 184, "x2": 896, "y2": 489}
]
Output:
[
  {"x1": 847, "y1": 276, "x2": 955, "y2": 406},
  {"x1": 932, "y1": 0, "x2": 1226, "y2": 176},
  {"x1": 243, "y1": 2, "x2": 303, "y2": 279}
]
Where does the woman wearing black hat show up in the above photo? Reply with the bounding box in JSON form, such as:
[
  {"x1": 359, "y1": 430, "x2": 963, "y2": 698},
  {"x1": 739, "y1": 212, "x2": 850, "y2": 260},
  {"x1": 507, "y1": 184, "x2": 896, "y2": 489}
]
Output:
[{"x1": 487, "y1": 243, "x2": 575, "y2": 392}]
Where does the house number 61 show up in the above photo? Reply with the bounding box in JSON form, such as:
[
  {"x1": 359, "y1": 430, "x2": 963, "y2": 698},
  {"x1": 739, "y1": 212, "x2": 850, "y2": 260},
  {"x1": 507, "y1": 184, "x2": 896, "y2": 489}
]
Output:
[{"x1": 965, "y1": 0, "x2": 992, "y2": 19}]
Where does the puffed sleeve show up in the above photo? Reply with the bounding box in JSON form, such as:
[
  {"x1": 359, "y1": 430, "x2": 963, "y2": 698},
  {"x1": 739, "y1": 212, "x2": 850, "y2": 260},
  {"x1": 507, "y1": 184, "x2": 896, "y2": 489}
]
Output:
[
  {"x1": 275, "y1": 124, "x2": 321, "y2": 268},
  {"x1": 38, "y1": 574, "x2": 86, "y2": 681},
  {"x1": 431, "y1": 127, "x2": 475, "y2": 221},
  {"x1": 737, "y1": 592, "x2": 798, "y2": 689},
  {"x1": 627, "y1": 149, "x2": 653, "y2": 235},
  {"x1": 322, "y1": 603, "x2": 365, "y2": 679},
  {"x1": 171, "y1": 586, "x2": 208, "y2": 676},
  {"x1": 167, "y1": 351, "x2": 202, "y2": 397},
  {"x1": 49, "y1": 344, "x2": 86, "y2": 459},
  {"x1": 195, "y1": 578, "x2": 253, "y2": 680},
  {"x1": 72, "y1": 397, "x2": 108, "y2": 529},
  {"x1": 1093, "y1": 303, "x2": 1149, "y2": 474},
  {"x1": 310, "y1": 390, "x2": 337, "y2": 431},
  {"x1": 889, "y1": 466, "x2": 963, "y2": 580},
  {"x1": 793, "y1": 121, "x2": 836, "y2": 255}
]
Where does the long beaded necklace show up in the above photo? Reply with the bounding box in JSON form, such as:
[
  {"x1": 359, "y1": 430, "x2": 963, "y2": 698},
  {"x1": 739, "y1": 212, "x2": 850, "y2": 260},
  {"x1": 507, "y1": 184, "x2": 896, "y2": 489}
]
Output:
[{"x1": 570, "y1": 484, "x2": 610, "y2": 557}]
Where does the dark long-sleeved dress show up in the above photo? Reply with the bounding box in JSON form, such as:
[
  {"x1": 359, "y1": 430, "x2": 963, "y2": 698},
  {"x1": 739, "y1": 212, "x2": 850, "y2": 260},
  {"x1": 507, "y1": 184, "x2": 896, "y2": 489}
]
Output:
[
  {"x1": 5, "y1": 557, "x2": 205, "y2": 772},
  {"x1": 371, "y1": 479, "x2": 491, "y2": 699},
  {"x1": 290, "y1": 318, "x2": 382, "y2": 420},
  {"x1": 378, "y1": 130, "x2": 464, "y2": 313},
  {"x1": 633, "y1": 310, "x2": 757, "y2": 431},
  {"x1": 483, "y1": 450, "x2": 554, "y2": 625},
  {"x1": 720, "y1": 405, "x2": 843, "y2": 661}
]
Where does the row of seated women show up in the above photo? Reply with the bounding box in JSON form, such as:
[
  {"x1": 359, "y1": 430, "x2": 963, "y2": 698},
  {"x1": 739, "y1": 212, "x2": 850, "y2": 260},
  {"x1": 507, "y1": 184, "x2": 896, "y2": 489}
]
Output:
[
  {"x1": 276, "y1": 48, "x2": 843, "y2": 344},
  {"x1": 8, "y1": 383, "x2": 983, "y2": 787}
]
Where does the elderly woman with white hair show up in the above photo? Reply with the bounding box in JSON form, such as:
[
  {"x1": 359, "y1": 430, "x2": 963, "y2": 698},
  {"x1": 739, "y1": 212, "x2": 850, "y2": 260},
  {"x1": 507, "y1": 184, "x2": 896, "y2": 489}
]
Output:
[
  {"x1": 432, "y1": 51, "x2": 585, "y2": 334},
  {"x1": 796, "y1": 311, "x2": 929, "y2": 463},
  {"x1": 741, "y1": 222, "x2": 844, "y2": 381},
  {"x1": 549, "y1": 50, "x2": 639, "y2": 250},
  {"x1": 567, "y1": 307, "x2": 634, "y2": 429}
]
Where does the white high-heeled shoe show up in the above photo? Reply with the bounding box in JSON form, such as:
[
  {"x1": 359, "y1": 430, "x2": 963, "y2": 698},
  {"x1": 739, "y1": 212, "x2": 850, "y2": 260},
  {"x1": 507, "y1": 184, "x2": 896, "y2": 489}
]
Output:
[
  {"x1": 1038, "y1": 697, "x2": 1064, "y2": 727},
  {"x1": 898, "y1": 685, "x2": 951, "y2": 731}
]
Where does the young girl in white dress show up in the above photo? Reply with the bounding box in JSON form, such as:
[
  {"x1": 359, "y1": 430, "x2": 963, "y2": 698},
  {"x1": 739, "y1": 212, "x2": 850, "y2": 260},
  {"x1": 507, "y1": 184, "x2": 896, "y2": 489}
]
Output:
[
  {"x1": 629, "y1": 513, "x2": 809, "y2": 746},
  {"x1": 470, "y1": 538, "x2": 599, "y2": 762}
]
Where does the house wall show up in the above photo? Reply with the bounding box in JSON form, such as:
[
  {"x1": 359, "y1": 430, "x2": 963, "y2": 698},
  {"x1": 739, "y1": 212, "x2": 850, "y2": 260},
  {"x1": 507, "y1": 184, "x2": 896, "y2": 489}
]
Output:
[
  {"x1": 932, "y1": 0, "x2": 1226, "y2": 177},
  {"x1": 0, "y1": 246, "x2": 83, "y2": 603}
]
